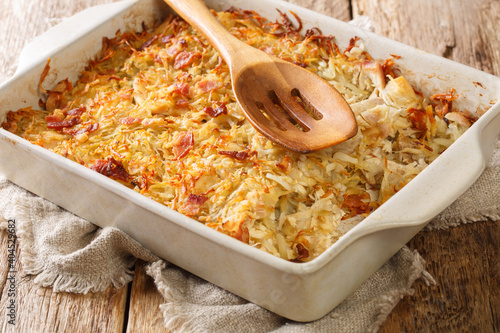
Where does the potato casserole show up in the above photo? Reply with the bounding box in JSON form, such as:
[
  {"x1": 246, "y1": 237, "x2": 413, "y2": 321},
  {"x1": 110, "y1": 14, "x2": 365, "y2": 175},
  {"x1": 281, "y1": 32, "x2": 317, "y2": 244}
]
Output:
[{"x1": 1, "y1": 8, "x2": 476, "y2": 262}]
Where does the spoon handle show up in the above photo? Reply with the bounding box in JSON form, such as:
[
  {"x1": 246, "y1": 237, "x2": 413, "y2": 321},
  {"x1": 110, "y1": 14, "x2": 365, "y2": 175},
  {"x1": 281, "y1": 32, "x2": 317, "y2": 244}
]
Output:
[{"x1": 163, "y1": 0, "x2": 245, "y2": 65}]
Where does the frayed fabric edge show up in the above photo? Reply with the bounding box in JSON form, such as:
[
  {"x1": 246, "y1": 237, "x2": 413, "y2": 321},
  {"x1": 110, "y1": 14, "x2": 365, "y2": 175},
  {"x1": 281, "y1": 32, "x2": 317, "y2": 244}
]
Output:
[
  {"x1": 428, "y1": 209, "x2": 500, "y2": 231},
  {"x1": 13, "y1": 194, "x2": 135, "y2": 294},
  {"x1": 146, "y1": 260, "x2": 199, "y2": 333},
  {"x1": 13, "y1": 196, "x2": 43, "y2": 275},
  {"x1": 31, "y1": 269, "x2": 134, "y2": 294},
  {"x1": 368, "y1": 248, "x2": 435, "y2": 333}
]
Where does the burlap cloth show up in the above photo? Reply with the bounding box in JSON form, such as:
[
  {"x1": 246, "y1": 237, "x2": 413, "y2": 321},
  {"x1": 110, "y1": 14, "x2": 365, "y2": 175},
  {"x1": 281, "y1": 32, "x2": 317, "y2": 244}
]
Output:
[{"x1": 1, "y1": 10, "x2": 499, "y2": 333}]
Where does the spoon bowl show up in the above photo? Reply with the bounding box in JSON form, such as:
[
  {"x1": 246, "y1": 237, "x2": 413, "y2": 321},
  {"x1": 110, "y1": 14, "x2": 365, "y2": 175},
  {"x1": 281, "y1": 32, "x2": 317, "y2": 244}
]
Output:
[{"x1": 164, "y1": 0, "x2": 358, "y2": 153}]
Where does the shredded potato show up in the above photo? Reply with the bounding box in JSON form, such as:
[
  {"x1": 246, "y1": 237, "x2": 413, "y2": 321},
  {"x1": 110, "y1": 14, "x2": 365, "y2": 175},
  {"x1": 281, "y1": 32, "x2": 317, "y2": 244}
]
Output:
[{"x1": 1, "y1": 8, "x2": 477, "y2": 262}]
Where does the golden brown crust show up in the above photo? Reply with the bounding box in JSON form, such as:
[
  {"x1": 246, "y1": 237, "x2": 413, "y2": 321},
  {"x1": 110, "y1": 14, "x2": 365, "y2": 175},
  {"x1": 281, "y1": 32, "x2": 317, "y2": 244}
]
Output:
[{"x1": 1, "y1": 9, "x2": 475, "y2": 261}]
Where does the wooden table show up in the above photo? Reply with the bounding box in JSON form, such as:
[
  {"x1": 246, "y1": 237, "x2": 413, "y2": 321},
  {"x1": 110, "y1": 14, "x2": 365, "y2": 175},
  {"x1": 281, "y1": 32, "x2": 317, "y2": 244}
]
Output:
[{"x1": 0, "y1": 0, "x2": 498, "y2": 331}]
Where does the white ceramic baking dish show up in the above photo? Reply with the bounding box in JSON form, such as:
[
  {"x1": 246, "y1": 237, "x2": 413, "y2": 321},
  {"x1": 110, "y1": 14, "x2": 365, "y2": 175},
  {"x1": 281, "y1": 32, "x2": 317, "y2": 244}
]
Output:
[{"x1": 1, "y1": 0, "x2": 499, "y2": 322}]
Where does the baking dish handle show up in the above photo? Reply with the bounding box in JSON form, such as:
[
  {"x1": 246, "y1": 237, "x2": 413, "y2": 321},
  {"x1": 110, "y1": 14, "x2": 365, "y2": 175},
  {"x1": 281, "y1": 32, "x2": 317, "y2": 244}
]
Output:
[{"x1": 361, "y1": 102, "x2": 500, "y2": 230}]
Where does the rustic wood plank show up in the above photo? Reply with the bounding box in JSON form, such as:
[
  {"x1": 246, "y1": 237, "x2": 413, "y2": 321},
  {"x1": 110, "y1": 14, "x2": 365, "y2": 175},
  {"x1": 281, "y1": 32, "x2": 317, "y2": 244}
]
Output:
[
  {"x1": 352, "y1": 0, "x2": 455, "y2": 58},
  {"x1": 380, "y1": 220, "x2": 499, "y2": 332},
  {"x1": 351, "y1": 0, "x2": 500, "y2": 75},
  {"x1": 0, "y1": 228, "x2": 129, "y2": 332},
  {"x1": 126, "y1": 261, "x2": 171, "y2": 333},
  {"x1": 0, "y1": 0, "x2": 119, "y2": 83},
  {"x1": 474, "y1": 0, "x2": 500, "y2": 74},
  {"x1": 484, "y1": 220, "x2": 500, "y2": 331},
  {"x1": 284, "y1": 0, "x2": 352, "y2": 21}
]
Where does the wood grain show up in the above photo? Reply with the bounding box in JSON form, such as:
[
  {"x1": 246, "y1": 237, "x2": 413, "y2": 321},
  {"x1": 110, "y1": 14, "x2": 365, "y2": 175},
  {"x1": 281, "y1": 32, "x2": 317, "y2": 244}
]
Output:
[
  {"x1": 286, "y1": 0, "x2": 352, "y2": 21},
  {"x1": 126, "y1": 261, "x2": 170, "y2": 333},
  {"x1": 163, "y1": 0, "x2": 357, "y2": 153},
  {"x1": 0, "y1": 0, "x2": 119, "y2": 82},
  {"x1": 380, "y1": 221, "x2": 500, "y2": 332},
  {"x1": 351, "y1": 0, "x2": 500, "y2": 75},
  {"x1": 0, "y1": 228, "x2": 128, "y2": 333},
  {"x1": 0, "y1": 0, "x2": 498, "y2": 332}
]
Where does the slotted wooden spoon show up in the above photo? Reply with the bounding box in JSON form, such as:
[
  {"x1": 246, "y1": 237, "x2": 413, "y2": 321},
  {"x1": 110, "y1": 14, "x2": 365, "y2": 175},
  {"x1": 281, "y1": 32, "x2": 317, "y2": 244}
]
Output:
[{"x1": 163, "y1": 0, "x2": 358, "y2": 153}]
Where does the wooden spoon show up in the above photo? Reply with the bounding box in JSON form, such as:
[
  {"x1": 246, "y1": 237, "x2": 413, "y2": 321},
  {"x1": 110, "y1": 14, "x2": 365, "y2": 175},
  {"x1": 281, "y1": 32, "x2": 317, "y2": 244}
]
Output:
[{"x1": 163, "y1": 0, "x2": 358, "y2": 153}]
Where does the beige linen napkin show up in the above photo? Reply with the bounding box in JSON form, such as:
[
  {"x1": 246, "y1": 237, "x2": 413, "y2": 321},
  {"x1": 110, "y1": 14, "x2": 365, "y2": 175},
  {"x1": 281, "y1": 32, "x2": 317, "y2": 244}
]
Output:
[{"x1": 1, "y1": 141, "x2": 499, "y2": 332}]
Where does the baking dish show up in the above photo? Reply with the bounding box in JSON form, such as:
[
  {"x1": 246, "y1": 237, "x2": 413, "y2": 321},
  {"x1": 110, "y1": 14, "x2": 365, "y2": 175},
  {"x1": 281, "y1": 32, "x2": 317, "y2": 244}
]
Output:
[{"x1": 0, "y1": 0, "x2": 499, "y2": 322}]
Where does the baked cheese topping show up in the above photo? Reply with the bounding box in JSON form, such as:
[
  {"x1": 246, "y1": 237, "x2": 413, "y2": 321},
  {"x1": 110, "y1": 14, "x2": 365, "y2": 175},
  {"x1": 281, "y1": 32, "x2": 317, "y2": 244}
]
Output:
[{"x1": 2, "y1": 8, "x2": 477, "y2": 261}]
